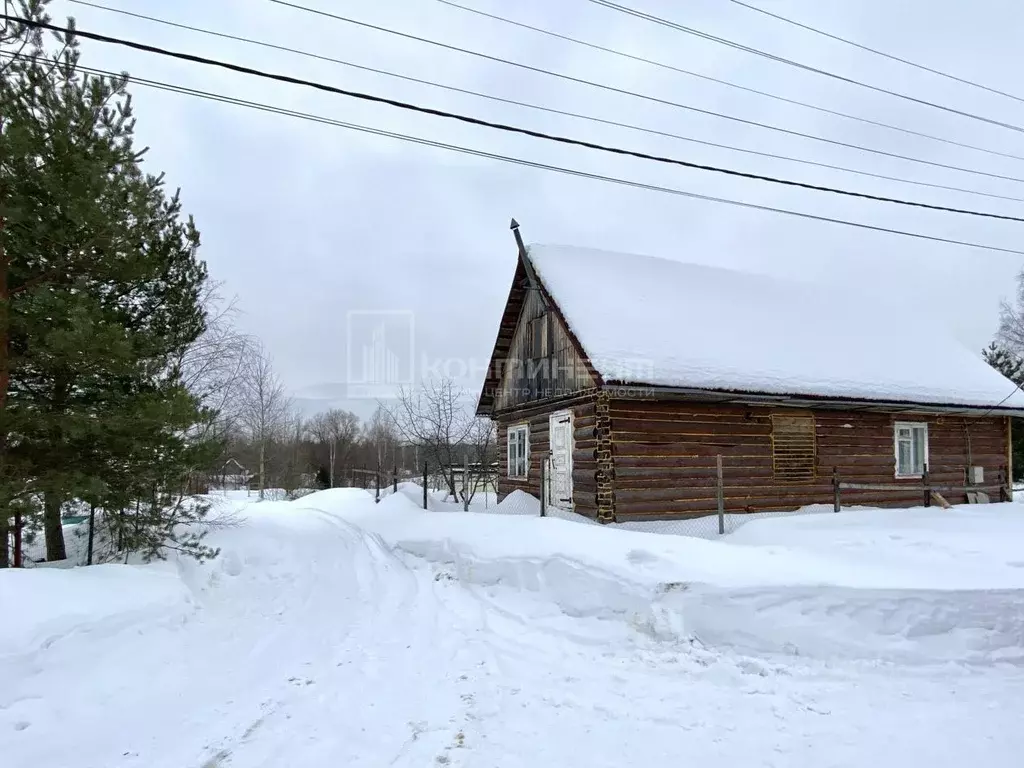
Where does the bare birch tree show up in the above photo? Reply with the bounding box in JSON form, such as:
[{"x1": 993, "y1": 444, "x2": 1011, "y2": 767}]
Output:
[
  {"x1": 238, "y1": 342, "x2": 291, "y2": 500},
  {"x1": 176, "y1": 281, "x2": 252, "y2": 440},
  {"x1": 387, "y1": 379, "x2": 476, "y2": 500},
  {"x1": 998, "y1": 270, "x2": 1024, "y2": 354},
  {"x1": 364, "y1": 404, "x2": 400, "y2": 475},
  {"x1": 279, "y1": 412, "x2": 312, "y2": 496},
  {"x1": 307, "y1": 408, "x2": 360, "y2": 488},
  {"x1": 464, "y1": 418, "x2": 498, "y2": 505}
]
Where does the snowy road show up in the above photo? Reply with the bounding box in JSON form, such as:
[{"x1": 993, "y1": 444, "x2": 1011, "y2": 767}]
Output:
[{"x1": 4, "y1": 492, "x2": 1024, "y2": 767}]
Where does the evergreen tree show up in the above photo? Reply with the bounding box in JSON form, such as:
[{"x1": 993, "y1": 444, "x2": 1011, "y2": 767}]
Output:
[
  {"x1": 982, "y1": 341, "x2": 1024, "y2": 480},
  {"x1": 1, "y1": 1, "x2": 220, "y2": 564}
]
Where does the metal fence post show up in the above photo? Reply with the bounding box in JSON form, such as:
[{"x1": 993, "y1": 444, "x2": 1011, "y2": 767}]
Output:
[
  {"x1": 716, "y1": 454, "x2": 725, "y2": 535},
  {"x1": 923, "y1": 463, "x2": 931, "y2": 507},
  {"x1": 422, "y1": 462, "x2": 428, "y2": 510},
  {"x1": 375, "y1": 464, "x2": 380, "y2": 504},
  {"x1": 463, "y1": 453, "x2": 470, "y2": 512},
  {"x1": 539, "y1": 456, "x2": 547, "y2": 518},
  {"x1": 832, "y1": 467, "x2": 841, "y2": 513},
  {"x1": 393, "y1": 464, "x2": 398, "y2": 493}
]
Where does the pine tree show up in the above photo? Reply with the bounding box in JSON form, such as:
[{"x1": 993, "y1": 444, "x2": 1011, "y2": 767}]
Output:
[
  {"x1": 1, "y1": 2, "x2": 221, "y2": 564},
  {"x1": 982, "y1": 341, "x2": 1024, "y2": 480},
  {"x1": 982, "y1": 341, "x2": 1024, "y2": 383}
]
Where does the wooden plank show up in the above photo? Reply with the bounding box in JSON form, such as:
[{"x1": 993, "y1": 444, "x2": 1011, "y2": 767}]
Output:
[
  {"x1": 616, "y1": 476, "x2": 811, "y2": 490},
  {"x1": 614, "y1": 455, "x2": 773, "y2": 469},
  {"x1": 610, "y1": 438, "x2": 770, "y2": 456},
  {"x1": 571, "y1": 490, "x2": 597, "y2": 508},
  {"x1": 615, "y1": 465, "x2": 775, "y2": 479},
  {"x1": 840, "y1": 482, "x2": 1005, "y2": 492},
  {"x1": 611, "y1": 418, "x2": 773, "y2": 436},
  {"x1": 609, "y1": 401, "x2": 754, "y2": 418}
]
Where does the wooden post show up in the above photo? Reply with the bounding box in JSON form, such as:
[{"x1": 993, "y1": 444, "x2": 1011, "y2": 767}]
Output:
[
  {"x1": 1007, "y1": 416, "x2": 1014, "y2": 501},
  {"x1": 463, "y1": 453, "x2": 470, "y2": 512},
  {"x1": 832, "y1": 467, "x2": 841, "y2": 513},
  {"x1": 716, "y1": 454, "x2": 725, "y2": 535},
  {"x1": 375, "y1": 464, "x2": 380, "y2": 504},
  {"x1": 423, "y1": 462, "x2": 428, "y2": 510},
  {"x1": 539, "y1": 457, "x2": 547, "y2": 517},
  {"x1": 393, "y1": 465, "x2": 398, "y2": 494},
  {"x1": 923, "y1": 463, "x2": 931, "y2": 507}
]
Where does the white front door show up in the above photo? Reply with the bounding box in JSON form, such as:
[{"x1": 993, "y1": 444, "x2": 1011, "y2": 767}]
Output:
[{"x1": 548, "y1": 411, "x2": 574, "y2": 509}]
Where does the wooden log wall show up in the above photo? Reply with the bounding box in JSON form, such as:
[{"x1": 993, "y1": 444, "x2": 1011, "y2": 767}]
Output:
[
  {"x1": 495, "y1": 394, "x2": 600, "y2": 518},
  {"x1": 608, "y1": 399, "x2": 1009, "y2": 521}
]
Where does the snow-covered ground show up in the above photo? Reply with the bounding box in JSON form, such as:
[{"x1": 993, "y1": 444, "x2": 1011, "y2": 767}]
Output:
[{"x1": 3, "y1": 490, "x2": 1024, "y2": 767}]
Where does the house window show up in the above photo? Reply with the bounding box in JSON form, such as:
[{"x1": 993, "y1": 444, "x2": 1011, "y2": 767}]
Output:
[
  {"x1": 894, "y1": 422, "x2": 928, "y2": 477},
  {"x1": 507, "y1": 424, "x2": 529, "y2": 478},
  {"x1": 771, "y1": 413, "x2": 816, "y2": 483}
]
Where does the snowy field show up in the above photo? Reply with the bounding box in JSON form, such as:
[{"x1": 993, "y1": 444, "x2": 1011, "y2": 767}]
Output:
[{"x1": 3, "y1": 490, "x2": 1024, "y2": 767}]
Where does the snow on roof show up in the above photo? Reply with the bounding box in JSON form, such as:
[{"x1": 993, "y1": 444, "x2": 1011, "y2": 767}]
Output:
[{"x1": 526, "y1": 243, "x2": 1024, "y2": 410}]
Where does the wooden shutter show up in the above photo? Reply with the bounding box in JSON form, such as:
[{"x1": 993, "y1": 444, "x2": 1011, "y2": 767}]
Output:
[{"x1": 771, "y1": 413, "x2": 816, "y2": 483}]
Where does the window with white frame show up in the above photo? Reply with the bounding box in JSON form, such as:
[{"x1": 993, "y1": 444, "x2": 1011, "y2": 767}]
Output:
[
  {"x1": 507, "y1": 424, "x2": 529, "y2": 478},
  {"x1": 894, "y1": 422, "x2": 929, "y2": 477}
]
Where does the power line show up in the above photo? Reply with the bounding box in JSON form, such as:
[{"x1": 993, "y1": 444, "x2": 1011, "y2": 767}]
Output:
[
  {"x1": 264, "y1": 0, "x2": 1024, "y2": 187},
  {"x1": 435, "y1": 0, "x2": 1024, "y2": 164},
  {"x1": 65, "y1": 1, "x2": 1024, "y2": 205},
  {"x1": 6, "y1": 51, "x2": 1020, "y2": 257},
  {"x1": 588, "y1": 0, "x2": 1024, "y2": 135},
  {"x1": 726, "y1": 0, "x2": 1024, "y2": 105},
  {"x1": 7, "y1": 14, "x2": 1024, "y2": 222}
]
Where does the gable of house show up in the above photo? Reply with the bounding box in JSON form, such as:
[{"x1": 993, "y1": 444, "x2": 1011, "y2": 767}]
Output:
[
  {"x1": 492, "y1": 278, "x2": 595, "y2": 411},
  {"x1": 477, "y1": 254, "x2": 598, "y2": 415}
]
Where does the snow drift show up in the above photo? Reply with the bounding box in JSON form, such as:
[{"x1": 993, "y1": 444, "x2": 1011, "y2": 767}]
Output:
[
  {"x1": 6, "y1": 487, "x2": 1024, "y2": 767},
  {"x1": 0, "y1": 563, "x2": 195, "y2": 658},
  {"x1": 338, "y1": 491, "x2": 1024, "y2": 664}
]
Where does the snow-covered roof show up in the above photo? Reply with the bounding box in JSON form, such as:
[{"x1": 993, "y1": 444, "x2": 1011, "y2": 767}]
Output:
[{"x1": 526, "y1": 244, "x2": 1024, "y2": 411}]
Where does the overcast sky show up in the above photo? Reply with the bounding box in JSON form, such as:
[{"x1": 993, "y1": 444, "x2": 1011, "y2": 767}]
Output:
[{"x1": 52, "y1": 0, "x2": 1024, "y2": 417}]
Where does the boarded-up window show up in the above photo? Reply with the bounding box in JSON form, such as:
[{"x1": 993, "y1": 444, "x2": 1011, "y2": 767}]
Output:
[
  {"x1": 528, "y1": 315, "x2": 549, "y2": 359},
  {"x1": 771, "y1": 414, "x2": 816, "y2": 483}
]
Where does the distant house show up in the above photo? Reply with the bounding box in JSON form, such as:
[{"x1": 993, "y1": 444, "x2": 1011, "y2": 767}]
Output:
[
  {"x1": 214, "y1": 458, "x2": 254, "y2": 491},
  {"x1": 476, "y1": 221, "x2": 1024, "y2": 523}
]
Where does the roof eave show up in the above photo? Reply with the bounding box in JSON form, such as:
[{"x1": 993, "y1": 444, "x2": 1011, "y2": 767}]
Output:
[{"x1": 599, "y1": 382, "x2": 1024, "y2": 417}]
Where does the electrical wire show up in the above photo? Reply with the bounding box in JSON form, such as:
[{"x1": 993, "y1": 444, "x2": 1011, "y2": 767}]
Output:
[
  {"x1": 434, "y1": 0, "x2": 1024, "y2": 164},
  {"x1": 263, "y1": 0, "x2": 1024, "y2": 187},
  {"x1": 726, "y1": 0, "x2": 1024, "y2": 105},
  {"x1": 5, "y1": 13, "x2": 1024, "y2": 221},
  {"x1": 5, "y1": 49, "x2": 1022, "y2": 257},
  {"x1": 64, "y1": 0, "x2": 1024, "y2": 204},
  {"x1": 588, "y1": 0, "x2": 1024, "y2": 135}
]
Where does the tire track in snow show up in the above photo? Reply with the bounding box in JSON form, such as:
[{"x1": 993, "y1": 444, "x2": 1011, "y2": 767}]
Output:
[{"x1": 186, "y1": 510, "x2": 489, "y2": 768}]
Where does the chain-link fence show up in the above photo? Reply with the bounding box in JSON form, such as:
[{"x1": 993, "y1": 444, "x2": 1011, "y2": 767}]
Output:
[{"x1": 537, "y1": 455, "x2": 1013, "y2": 540}]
